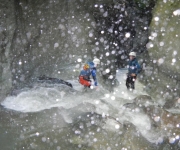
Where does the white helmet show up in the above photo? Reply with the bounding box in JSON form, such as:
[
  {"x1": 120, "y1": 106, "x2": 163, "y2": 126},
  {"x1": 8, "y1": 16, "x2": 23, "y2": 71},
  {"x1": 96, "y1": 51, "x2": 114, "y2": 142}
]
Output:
[
  {"x1": 129, "y1": 52, "x2": 136, "y2": 57},
  {"x1": 93, "y1": 58, "x2": 100, "y2": 65}
]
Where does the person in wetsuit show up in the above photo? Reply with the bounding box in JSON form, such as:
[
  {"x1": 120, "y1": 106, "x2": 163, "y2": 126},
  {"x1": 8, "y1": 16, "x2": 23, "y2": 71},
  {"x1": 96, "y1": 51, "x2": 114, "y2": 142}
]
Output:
[
  {"x1": 79, "y1": 58, "x2": 100, "y2": 88},
  {"x1": 126, "y1": 52, "x2": 141, "y2": 90}
]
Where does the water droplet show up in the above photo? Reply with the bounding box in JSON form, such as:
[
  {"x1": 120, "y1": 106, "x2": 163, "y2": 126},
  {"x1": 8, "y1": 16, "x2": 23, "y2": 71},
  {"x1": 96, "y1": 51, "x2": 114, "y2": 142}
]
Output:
[
  {"x1": 125, "y1": 32, "x2": 130, "y2": 38},
  {"x1": 154, "y1": 17, "x2": 159, "y2": 21}
]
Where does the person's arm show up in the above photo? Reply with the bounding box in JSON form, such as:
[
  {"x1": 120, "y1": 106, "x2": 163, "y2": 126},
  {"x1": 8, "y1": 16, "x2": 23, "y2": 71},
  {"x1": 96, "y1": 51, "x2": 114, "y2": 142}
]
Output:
[
  {"x1": 91, "y1": 69, "x2": 97, "y2": 86},
  {"x1": 135, "y1": 62, "x2": 141, "y2": 75}
]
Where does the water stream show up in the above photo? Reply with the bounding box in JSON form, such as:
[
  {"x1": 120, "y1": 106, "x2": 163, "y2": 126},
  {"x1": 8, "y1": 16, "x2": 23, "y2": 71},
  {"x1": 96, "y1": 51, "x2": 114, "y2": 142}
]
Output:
[{"x1": 1, "y1": 69, "x2": 179, "y2": 149}]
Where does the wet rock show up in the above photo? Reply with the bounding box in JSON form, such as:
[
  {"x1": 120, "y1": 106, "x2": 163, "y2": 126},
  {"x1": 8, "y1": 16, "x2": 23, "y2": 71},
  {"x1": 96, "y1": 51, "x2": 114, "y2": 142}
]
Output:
[
  {"x1": 123, "y1": 94, "x2": 180, "y2": 136},
  {"x1": 0, "y1": 0, "x2": 15, "y2": 100},
  {"x1": 123, "y1": 95, "x2": 154, "y2": 109},
  {"x1": 37, "y1": 75, "x2": 73, "y2": 88},
  {"x1": 133, "y1": 95, "x2": 154, "y2": 106},
  {"x1": 140, "y1": 0, "x2": 180, "y2": 101},
  {"x1": 164, "y1": 98, "x2": 180, "y2": 109}
]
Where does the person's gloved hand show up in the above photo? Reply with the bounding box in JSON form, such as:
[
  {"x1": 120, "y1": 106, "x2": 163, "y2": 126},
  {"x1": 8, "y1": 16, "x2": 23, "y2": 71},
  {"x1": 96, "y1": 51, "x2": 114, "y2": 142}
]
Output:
[
  {"x1": 94, "y1": 81, "x2": 98, "y2": 86},
  {"x1": 131, "y1": 73, "x2": 136, "y2": 77}
]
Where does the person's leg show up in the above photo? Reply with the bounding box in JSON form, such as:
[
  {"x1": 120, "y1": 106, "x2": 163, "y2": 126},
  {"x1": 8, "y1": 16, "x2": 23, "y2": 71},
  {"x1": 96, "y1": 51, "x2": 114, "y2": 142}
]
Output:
[
  {"x1": 131, "y1": 76, "x2": 136, "y2": 89},
  {"x1": 126, "y1": 76, "x2": 131, "y2": 89},
  {"x1": 131, "y1": 79, "x2": 135, "y2": 89}
]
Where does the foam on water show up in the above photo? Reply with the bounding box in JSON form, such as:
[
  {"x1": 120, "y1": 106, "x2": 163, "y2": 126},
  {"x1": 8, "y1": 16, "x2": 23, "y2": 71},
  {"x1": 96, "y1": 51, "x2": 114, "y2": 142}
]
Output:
[
  {"x1": 114, "y1": 69, "x2": 148, "y2": 99},
  {"x1": 1, "y1": 69, "x2": 161, "y2": 143},
  {"x1": 1, "y1": 86, "x2": 71, "y2": 112},
  {"x1": 120, "y1": 109, "x2": 162, "y2": 143},
  {"x1": 1, "y1": 69, "x2": 146, "y2": 112}
]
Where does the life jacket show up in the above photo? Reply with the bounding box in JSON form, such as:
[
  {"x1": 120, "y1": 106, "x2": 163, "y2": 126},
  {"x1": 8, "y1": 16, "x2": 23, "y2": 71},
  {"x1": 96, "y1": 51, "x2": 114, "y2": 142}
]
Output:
[{"x1": 128, "y1": 58, "x2": 141, "y2": 75}]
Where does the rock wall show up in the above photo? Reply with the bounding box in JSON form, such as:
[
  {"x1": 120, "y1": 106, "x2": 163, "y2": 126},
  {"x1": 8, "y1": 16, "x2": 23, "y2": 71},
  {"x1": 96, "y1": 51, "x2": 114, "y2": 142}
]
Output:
[
  {"x1": 0, "y1": 0, "x2": 119, "y2": 98},
  {"x1": 140, "y1": 0, "x2": 180, "y2": 101},
  {"x1": 0, "y1": 0, "x2": 154, "y2": 99},
  {"x1": 11, "y1": 0, "x2": 100, "y2": 88},
  {"x1": 0, "y1": 0, "x2": 15, "y2": 99}
]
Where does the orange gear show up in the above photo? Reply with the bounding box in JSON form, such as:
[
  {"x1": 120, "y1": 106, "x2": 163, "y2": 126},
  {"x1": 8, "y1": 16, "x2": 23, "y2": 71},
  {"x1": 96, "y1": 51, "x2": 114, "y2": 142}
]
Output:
[{"x1": 79, "y1": 76, "x2": 91, "y2": 87}]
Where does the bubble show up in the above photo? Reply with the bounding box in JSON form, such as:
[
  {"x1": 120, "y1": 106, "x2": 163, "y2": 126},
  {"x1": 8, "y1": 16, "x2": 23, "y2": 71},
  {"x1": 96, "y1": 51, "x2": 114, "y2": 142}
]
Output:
[
  {"x1": 100, "y1": 37, "x2": 104, "y2": 42},
  {"x1": 158, "y1": 58, "x2": 164, "y2": 64},
  {"x1": 173, "y1": 9, "x2": 180, "y2": 16},
  {"x1": 178, "y1": 98, "x2": 180, "y2": 103},
  {"x1": 107, "y1": 147, "x2": 111, "y2": 150},
  {"x1": 95, "y1": 42, "x2": 99, "y2": 45},
  {"x1": 146, "y1": 42, "x2": 154, "y2": 49},
  {"x1": 152, "y1": 32, "x2": 157, "y2": 37},
  {"x1": 159, "y1": 42, "x2": 164, "y2": 46},
  {"x1": 94, "y1": 4, "x2": 98, "y2": 7},
  {"x1": 26, "y1": 32, "x2": 31, "y2": 39},
  {"x1": 100, "y1": 5, "x2": 103, "y2": 8},
  {"x1": 169, "y1": 137, "x2": 176, "y2": 144},
  {"x1": 135, "y1": 108, "x2": 140, "y2": 112},
  {"x1": 95, "y1": 100, "x2": 99, "y2": 104},
  {"x1": 108, "y1": 28, "x2": 113, "y2": 33},
  {"x1": 157, "y1": 137, "x2": 164, "y2": 144},
  {"x1": 102, "y1": 113, "x2": 106, "y2": 118},
  {"x1": 106, "y1": 52, "x2": 110, "y2": 56},
  {"x1": 105, "y1": 94, "x2": 110, "y2": 98},
  {"x1": 89, "y1": 33, "x2": 93, "y2": 37},
  {"x1": 19, "y1": 61, "x2": 22, "y2": 65},
  {"x1": 115, "y1": 124, "x2": 120, "y2": 129},
  {"x1": 150, "y1": 44, "x2": 154, "y2": 48},
  {"x1": 153, "y1": 60, "x2": 157, "y2": 63},
  {"x1": 111, "y1": 50, "x2": 115, "y2": 54},
  {"x1": 36, "y1": 132, "x2": 40, "y2": 136},
  {"x1": 173, "y1": 51, "x2": 178, "y2": 55},
  {"x1": 54, "y1": 43, "x2": 59, "y2": 48},
  {"x1": 154, "y1": 116, "x2": 160, "y2": 122},
  {"x1": 37, "y1": 11, "x2": 41, "y2": 15},
  {"x1": 90, "y1": 86, "x2": 94, "y2": 89},
  {"x1": 75, "y1": 64, "x2": 80, "y2": 68},
  {"x1": 54, "y1": 139, "x2": 58, "y2": 143},
  {"x1": 172, "y1": 58, "x2": 176, "y2": 63},
  {"x1": 59, "y1": 24, "x2": 65, "y2": 30},
  {"x1": 75, "y1": 130, "x2": 81, "y2": 134},
  {"x1": 91, "y1": 121, "x2": 95, "y2": 124},
  {"x1": 154, "y1": 17, "x2": 159, "y2": 21},
  {"x1": 176, "y1": 135, "x2": 180, "y2": 140},
  {"x1": 103, "y1": 11, "x2": 108, "y2": 17},
  {"x1": 125, "y1": 32, "x2": 130, "y2": 38},
  {"x1": 121, "y1": 55, "x2": 125, "y2": 59},
  {"x1": 64, "y1": 44, "x2": 68, "y2": 48},
  {"x1": 105, "y1": 69, "x2": 110, "y2": 73},
  {"x1": 77, "y1": 58, "x2": 82, "y2": 62},
  {"x1": 101, "y1": 31, "x2": 104, "y2": 34},
  {"x1": 42, "y1": 137, "x2": 46, "y2": 142},
  {"x1": 108, "y1": 75, "x2": 113, "y2": 79},
  {"x1": 111, "y1": 96, "x2": 115, "y2": 100},
  {"x1": 93, "y1": 138, "x2": 97, "y2": 142}
]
